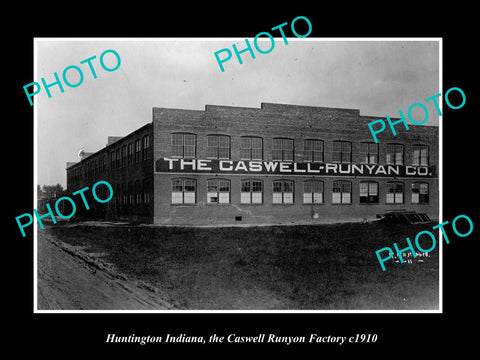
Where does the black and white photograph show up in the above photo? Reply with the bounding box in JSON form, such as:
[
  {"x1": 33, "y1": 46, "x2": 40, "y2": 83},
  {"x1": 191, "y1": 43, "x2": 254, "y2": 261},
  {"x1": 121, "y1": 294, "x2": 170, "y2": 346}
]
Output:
[
  {"x1": 33, "y1": 38, "x2": 441, "y2": 312},
  {"x1": 7, "y1": 7, "x2": 478, "y2": 356}
]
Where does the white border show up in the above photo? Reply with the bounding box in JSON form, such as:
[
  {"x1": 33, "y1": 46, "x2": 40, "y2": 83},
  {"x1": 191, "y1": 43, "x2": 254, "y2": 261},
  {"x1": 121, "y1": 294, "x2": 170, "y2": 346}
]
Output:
[{"x1": 34, "y1": 37, "x2": 443, "y2": 314}]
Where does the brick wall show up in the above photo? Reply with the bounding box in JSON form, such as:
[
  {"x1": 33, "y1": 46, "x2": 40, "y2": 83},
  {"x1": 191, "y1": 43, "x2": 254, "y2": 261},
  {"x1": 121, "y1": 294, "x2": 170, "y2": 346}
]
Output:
[{"x1": 152, "y1": 102, "x2": 439, "y2": 225}]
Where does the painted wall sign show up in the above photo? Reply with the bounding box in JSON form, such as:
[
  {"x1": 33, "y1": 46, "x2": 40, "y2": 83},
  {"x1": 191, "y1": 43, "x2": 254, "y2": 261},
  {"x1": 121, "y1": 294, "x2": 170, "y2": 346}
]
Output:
[{"x1": 154, "y1": 158, "x2": 435, "y2": 177}]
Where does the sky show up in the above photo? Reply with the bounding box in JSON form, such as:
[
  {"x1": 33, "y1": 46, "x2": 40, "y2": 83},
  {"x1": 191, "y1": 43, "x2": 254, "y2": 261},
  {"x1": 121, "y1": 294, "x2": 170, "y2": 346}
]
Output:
[{"x1": 35, "y1": 38, "x2": 440, "y2": 187}]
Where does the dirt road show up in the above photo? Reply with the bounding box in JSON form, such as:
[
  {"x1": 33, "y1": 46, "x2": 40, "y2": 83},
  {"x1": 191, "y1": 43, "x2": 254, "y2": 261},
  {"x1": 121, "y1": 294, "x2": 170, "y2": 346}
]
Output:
[{"x1": 37, "y1": 231, "x2": 174, "y2": 310}]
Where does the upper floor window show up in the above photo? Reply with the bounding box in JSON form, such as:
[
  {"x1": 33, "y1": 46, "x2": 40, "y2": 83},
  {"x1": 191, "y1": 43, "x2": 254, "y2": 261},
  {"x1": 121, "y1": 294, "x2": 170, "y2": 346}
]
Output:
[
  {"x1": 413, "y1": 145, "x2": 429, "y2": 166},
  {"x1": 116, "y1": 148, "x2": 121, "y2": 169},
  {"x1": 332, "y1": 141, "x2": 351, "y2": 163},
  {"x1": 135, "y1": 139, "x2": 141, "y2": 163},
  {"x1": 172, "y1": 133, "x2": 196, "y2": 158},
  {"x1": 207, "y1": 135, "x2": 230, "y2": 159},
  {"x1": 304, "y1": 139, "x2": 323, "y2": 162},
  {"x1": 142, "y1": 135, "x2": 150, "y2": 161},
  {"x1": 240, "y1": 136, "x2": 263, "y2": 160},
  {"x1": 110, "y1": 152, "x2": 115, "y2": 171},
  {"x1": 272, "y1": 138, "x2": 294, "y2": 162},
  {"x1": 385, "y1": 144, "x2": 404, "y2": 165},
  {"x1": 122, "y1": 145, "x2": 127, "y2": 167},
  {"x1": 128, "y1": 143, "x2": 133, "y2": 166},
  {"x1": 360, "y1": 142, "x2": 378, "y2": 164}
]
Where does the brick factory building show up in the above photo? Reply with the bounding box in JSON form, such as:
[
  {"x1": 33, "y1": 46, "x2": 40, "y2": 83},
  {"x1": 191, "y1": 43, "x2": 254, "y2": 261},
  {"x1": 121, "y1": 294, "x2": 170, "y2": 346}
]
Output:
[{"x1": 66, "y1": 102, "x2": 439, "y2": 225}]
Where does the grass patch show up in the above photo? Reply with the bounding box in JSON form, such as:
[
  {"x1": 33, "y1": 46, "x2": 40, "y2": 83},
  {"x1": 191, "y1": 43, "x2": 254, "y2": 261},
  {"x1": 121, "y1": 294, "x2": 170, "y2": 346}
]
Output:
[{"x1": 45, "y1": 221, "x2": 439, "y2": 310}]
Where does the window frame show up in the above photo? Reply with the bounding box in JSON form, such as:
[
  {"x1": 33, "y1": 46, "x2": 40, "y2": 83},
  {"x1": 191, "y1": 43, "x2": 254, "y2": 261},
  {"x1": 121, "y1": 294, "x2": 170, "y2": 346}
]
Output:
[
  {"x1": 332, "y1": 180, "x2": 352, "y2": 204},
  {"x1": 272, "y1": 138, "x2": 294, "y2": 162},
  {"x1": 386, "y1": 181, "x2": 404, "y2": 204},
  {"x1": 360, "y1": 142, "x2": 379, "y2": 164},
  {"x1": 303, "y1": 139, "x2": 324, "y2": 163},
  {"x1": 412, "y1": 144, "x2": 429, "y2": 166},
  {"x1": 332, "y1": 140, "x2": 352, "y2": 163},
  {"x1": 135, "y1": 139, "x2": 141, "y2": 163},
  {"x1": 171, "y1": 178, "x2": 197, "y2": 205},
  {"x1": 171, "y1": 133, "x2": 196, "y2": 159},
  {"x1": 359, "y1": 181, "x2": 379, "y2": 204},
  {"x1": 240, "y1": 136, "x2": 263, "y2": 160},
  {"x1": 272, "y1": 179, "x2": 295, "y2": 204},
  {"x1": 240, "y1": 179, "x2": 264, "y2": 204},
  {"x1": 411, "y1": 182, "x2": 429, "y2": 204},
  {"x1": 385, "y1": 143, "x2": 404, "y2": 165},
  {"x1": 206, "y1": 134, "x2": 231, "y2": 159},
  {"x1": 142, "y1": 135, "x2": 150, "y2": 161},
  {"x1": 303, "y1": 180, "x2": 324, "y2": 204},
  {"x1": 206, "y1": 179, "x2": 231, "y2": 204}
]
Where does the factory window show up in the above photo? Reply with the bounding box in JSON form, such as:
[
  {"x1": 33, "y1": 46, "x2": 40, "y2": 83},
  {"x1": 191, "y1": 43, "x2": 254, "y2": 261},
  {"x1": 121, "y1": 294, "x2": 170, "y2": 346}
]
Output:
[
  {"x1": 142, "y1": 135, "x2": 150, "y2": 161},
  {"x1": 207, "y1": 135, "x2": 230, "y2": 159},
  {"x1": 207, "y1": 179, "x2": 231, "y2": 204},
  {"x1": 240, "y1": 136, "x2": 263, "y2": 160},
  {"x1": 304, "y1": 139, "x2": 323, "y2": 162},
  {"x1": 303, "y1": 180, "x2": 323, "y2": 204},
  {"x1": 128, "y1": 143, "x2": 133, "y2": 165},
  {"x1": 116, "y1": 148, "x2": 121, "y2": 169},
  {"x1": 386, "y1": 182, "x2": 404, "y2": 204},
  {"x1": 360, "y1": 142, "x2": 378, "y2": 164},
  {"x1": 128, "y1": 181, "x2": 133, "y2": 205},
  {"x1": 143, "y1": 179, "x2": 150, "y2": 205},
  {"x1": 172, "y1": 133, "x2": 196, "y2": 158},
  {"x1": 135, "y1": 180, "x2": 142, "y2": 205},
  {"x1": 122, "y1": 145, "x2": 127, "y2": 167},
  {"x1": 273, "y1": 180, "x2": 294, "y2": 204},
  {"x1": 385, "y1": 143, "x2": 404, "y2": 165},
  {"x1": 272, "y1": 138, "x2": 294, "y2": 162},
  {"x1": 412, "y1": 145, "x2": 429, "y2": 166},
  {"x1": 171, "y1": 178, "x2": 196, "y2": 204},
  {"x1": 122, "y1": 183, "x2": 127, "y2": 206},
  {"x1": 135, "y1": 139, "x2": 141, "y2": 163},
  {"x1": 241, "y1": 179, "x2": 263, "y2": 204},
  {"x1": 359, "y1": 181, "x2": 379, "y2": 204},
  {"x1": 102, "y1": 154, "x2": 107, "y2": 173},
  {"x1": 332, "y1": 141, "x2": 352, "y2": 163},
  {"x1": 332, "y1": 180, "x2": 351, "y2": 204},
  {"x1": 114, "y1": 184, "x2": 120, "y2": 206},
  {"x1": 412, "y1": 182, "x2": 429, "y2": 204}
]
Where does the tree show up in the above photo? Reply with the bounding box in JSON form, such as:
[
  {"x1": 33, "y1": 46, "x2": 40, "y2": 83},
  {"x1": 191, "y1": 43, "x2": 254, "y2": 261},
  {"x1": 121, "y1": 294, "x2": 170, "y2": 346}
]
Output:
[
  {"x1": 40, "y1": 184, "x2": 65, "y2": 198},
  {"x1": 37, "y1": 184, "x2": 45, "y2": 199}
]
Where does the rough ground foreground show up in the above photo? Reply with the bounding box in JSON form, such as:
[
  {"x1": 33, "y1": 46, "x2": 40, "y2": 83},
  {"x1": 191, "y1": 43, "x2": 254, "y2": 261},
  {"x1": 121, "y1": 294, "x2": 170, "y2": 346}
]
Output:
[{"x1": 37, "y1": 231, "x2": 174, "y2": 310}]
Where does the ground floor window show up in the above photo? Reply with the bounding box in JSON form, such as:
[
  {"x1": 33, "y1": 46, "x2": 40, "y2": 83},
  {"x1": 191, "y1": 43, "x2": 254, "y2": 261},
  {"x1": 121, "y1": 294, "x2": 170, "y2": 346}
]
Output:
[
  {"x1": 303, "y1": 180, "x2": 323, "y2": 204},
  {"x1": 273, "y1": 180, "x2": 294, "y2": 204},
  {"x1": 332, "y1": 180, "x2": 351, "y2": 204},
  {"x1": 172, "y1": 178, "x2": 196, "y2": 204},
  {"x1": 386, "y1": 182, "x2": 404, "y2": 204},
  {"x1": 135, "y1": 180, "x2": 141, "y2": 205},
  {"x1": 143, "y1": 179, "x2": 150, "y2": 204},
  {"x1": 412, "y1": 182, "x2": 429, "y2": 204},
  {"x1": 359, "y1": 181, "x2": 379, "y2": 204},
  {"x1": 207, "y1": 179, "x2": 230, "y2": 204},
  {"x1": 240, "y1": 179, "x2": 263, "y2": 204}
]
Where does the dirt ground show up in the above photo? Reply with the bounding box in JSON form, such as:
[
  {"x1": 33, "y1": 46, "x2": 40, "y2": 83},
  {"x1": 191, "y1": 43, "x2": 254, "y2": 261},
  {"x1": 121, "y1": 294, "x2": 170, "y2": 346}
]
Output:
[
  {"x1": 40, "y1": 221, "x2": 439, "y2": 311},
  {"x1": 37, "y1": 231, "x2": 174, "y2": 310}
]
